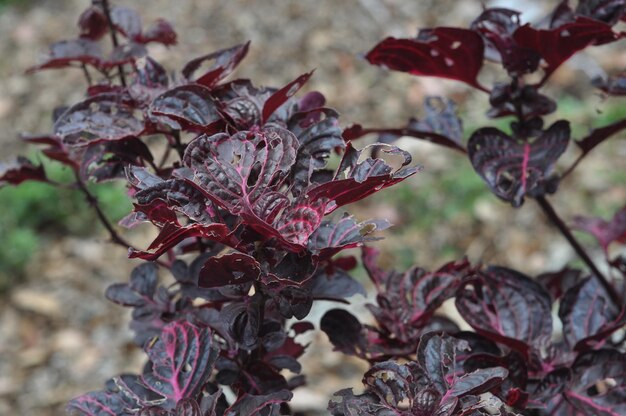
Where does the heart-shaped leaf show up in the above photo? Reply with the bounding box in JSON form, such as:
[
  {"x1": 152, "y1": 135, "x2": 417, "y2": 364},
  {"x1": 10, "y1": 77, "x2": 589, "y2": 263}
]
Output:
[
  {"x1": 468, "y1": 120, "x2": 570, "y2": 207},
  {"x1": 455, "y1": 266, "x2": 553, "y2": 357}
]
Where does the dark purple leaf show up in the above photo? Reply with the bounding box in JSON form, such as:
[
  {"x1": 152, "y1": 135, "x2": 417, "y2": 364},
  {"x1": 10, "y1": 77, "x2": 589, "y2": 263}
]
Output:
[
  {"x1": 320, "y1": 309, "x2": 368, "y2": 357},
  {"x1": 447, "y1": 367, "x2": 508, "y2": 398},
  {"x1": 80, "y1": 138, "x2": 154, "y2": 182},
  {"x1": 550, "y1": 1, "x2": 576, "y2": 28},
  {"x1": 220, "y1": 294, "x2": 263, "y2": 349},
  {"x1": 128, "y1": 222, "x2": 229, "y2": 261},
  {"x1": 21, "y1": 133, "x2": 78, "y2": 168},
  {"x1": 471, "y1": 8, "x2": 541, "y2": 75},
  {"x1": 0, "y1": 157, "x2": 48, "y2": 186},
  {"x1": 537, "y1": 267, "x2": 584, "y2": 300},
  {"x1": 105, "y1": 262, "x2": 158, "y2": 306},
  {"x1": 593, "y1": 72, "x2": 626, "y2": 95},
  {"x1": 182, "y1": 126, "x2": 337, "y2": 250},
  {"x1": 343, "y1": 97, "x2": 465, "y2": 153},
  {"x1": 182, "y1": 43, "x2": 250, "y2": 88},
  {"x1": 110, "y1": 6, "x2": 142, "y2": 38},
  {"x1": 224, "y1": 390, "x2": 292, "y2": 416},
  {"x1": 27, "y1": 38, "x2": 103, "y2": 73},
  {"x1": 150, "y1": 85, "x2": 221, "y2": 130},
  {"x1": 363, "y1": 360, "x2": 415, "y2": 407},
  {"x1": 566, "y1": 350, "x2": 626, "y2": 415},
  {"x1": 183, "y1": 127, "x2": 296, "y2": 216},
  {"x1": 366, "y1": 27, "x2": 487, "y2": 90},
  {"x1": 139, "y1": 398, "x2": 202, "y2": 416},
  {"x1": 513, "y1": 17, "x2": 618, "y2": 81},
  {"x1": 138, "y1": 19, "x2": 177, "y2": 46},
  {"x1": 54, "y1": 93, "x2": 145, "y2": 146},
  {"x1": 78, "y1": 6, "x2": 108, "y2": 40},
  {"x1": 134, "y1": 57, "x2": 169, "y2": 89},
  {"x1": 308, "y1": 269, "x2": 366, "y2": 302},
  {"x1": 413, "y1": 96, "x2": 464, "y2": 145},
  {"x1": 142, "y1": 322, "x2": 218, "y2": 408},
  {"x1": 530, "y1": 368, "x2": 571, "y2": 410},
  {"x1": 417, "y1": 333, "x2": 460, "y2": 394},
  {"x1": 328, "y1": 389, "x2": 391, "y2": 415},
  {"x1": 135, "y1": 177, "x2": 216, "y2": 224},
  {"x1": 308, "y1": 214, "x2": 389, "y2": 259},
  {"x1": 288, "y1": 108, "x2": 345, "y2": 193},
  {"x1": 487, "y1": 83, "x2": 556, "y2": 119},
  {"x1": 108, "y1": 42, "x2": 148, "y2": 68},
  {"x1": 307, "y1": 142, "x2": 420, "y2": 214},
  {"x1": 574, "y1": 118, "x2": 626, "y2": 168},
  {"x1": 559, "y1": 275, "x2": 625, "y2": 350},
  {"x1": 455, "y1": 266, "x2": 553, "y2": 356},
  {"x1": 364, "y1": 248, "x2": 472, "y2": 348},
  {"x1": 468, "y1": 120, "x2": 570, "y2": 207},
  {"x1": 262, "y1": 71, "x2": 313, "y2": 123},
  {"x1": 198, "y1": 252, "x2": 261, "y2": 288},
  {"x1": 572, "y1": 205, "x2": 626, "y2": 254},
  {"x1": 576, "y1": 0, "x2": 626, "y2": 25},
  {"x1": 66, "y1": 390, "x2": 130, "y2": 416}
]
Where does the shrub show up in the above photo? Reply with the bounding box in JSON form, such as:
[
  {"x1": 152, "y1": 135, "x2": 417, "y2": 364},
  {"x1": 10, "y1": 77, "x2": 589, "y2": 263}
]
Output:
[{"x1": 1, "y1": 1, "x2": 625, "y2": 415}]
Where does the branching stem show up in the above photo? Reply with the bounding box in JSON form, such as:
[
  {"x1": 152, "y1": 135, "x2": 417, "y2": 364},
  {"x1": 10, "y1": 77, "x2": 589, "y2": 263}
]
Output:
[
  {"x1": 535, "y1": 195, "x2": 620, "y2": 304},
  {"x1": 99, "y1": 0, "x2": 127, "y2": 87}
]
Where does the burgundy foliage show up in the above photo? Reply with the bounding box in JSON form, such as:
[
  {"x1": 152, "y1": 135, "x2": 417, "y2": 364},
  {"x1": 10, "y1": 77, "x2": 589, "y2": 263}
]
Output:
[
  {"x1": 4, "y1": 2, "x2": 626, "y2": 416},
  {"x1": 365, "y1": 1, "x2": 626, "y2": 207}
]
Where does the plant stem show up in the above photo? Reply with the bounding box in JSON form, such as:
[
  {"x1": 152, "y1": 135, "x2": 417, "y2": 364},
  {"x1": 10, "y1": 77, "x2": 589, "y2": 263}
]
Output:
[
  {"x1": 172, "y1": 131, "x2": 185, "y2": 160},
  {"x1": 535, "y1": 195, "x2": 620, "y2": 304},
  {"x1": 73, "y1": 171, "x2": 171, "y2": 269},
  {"x1": 81, "y1": 64, "x2": 93, "y2": 86},
  {"x1": 99, "y1": 0, "x2": 127, "y2": 87},
  {"x1": 73, "y1": 171, "x2": 132, "y2": 248}
]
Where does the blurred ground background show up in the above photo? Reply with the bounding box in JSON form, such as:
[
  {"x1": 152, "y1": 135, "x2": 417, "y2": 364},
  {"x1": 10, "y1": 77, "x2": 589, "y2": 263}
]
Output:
[{"x1": 0, "y1": 0, "x2": 625, "y2": 414}]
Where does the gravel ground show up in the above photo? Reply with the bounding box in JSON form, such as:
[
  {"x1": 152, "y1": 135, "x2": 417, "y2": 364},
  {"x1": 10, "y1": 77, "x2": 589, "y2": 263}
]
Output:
[{"x1": 0, "y1": 1, "x2": 625, "y2": 415}]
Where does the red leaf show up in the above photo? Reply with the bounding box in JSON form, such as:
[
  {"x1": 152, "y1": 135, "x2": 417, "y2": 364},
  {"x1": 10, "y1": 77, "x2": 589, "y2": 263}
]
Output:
[
  {"x1": 138, "y1": 19, "x2": 177, "y2": 46},
  {"x1": 182, "y1": 42, "x2": 250, "y2": 88},
  {"x1": 198, "y1": 252, "x2": 261, "y2": 288},
  {"x1": 0, "y1": 157, "x2": 48, "y2": 186},
  {"x1": 513, "y1": 17, "x2": 618, "y2": 82},
  {"x1": 262, "y1": 70, "x2": 314, "y2": 123},
  {"x1": 26, "y1": 38, "x2": 103, "y2": 73},
  {"x1": 572, "y1": 204, "x2": 626, "y2": 254},
  {"x1": 366, "y1": 27, "x2": 487, "y2": 91},
  {"x1": 128, "y1": 222, "x2": 229, "y2": 261},
  {"x1": 78, "y1": 6, "x2": 108, "y2": 40}
]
